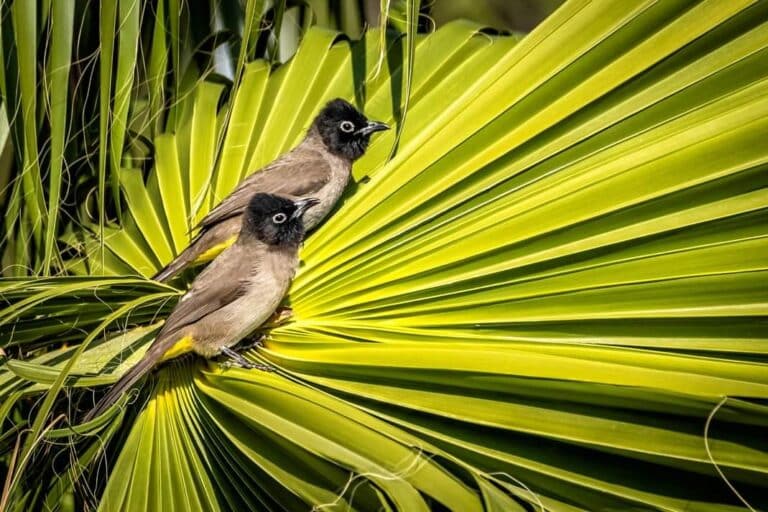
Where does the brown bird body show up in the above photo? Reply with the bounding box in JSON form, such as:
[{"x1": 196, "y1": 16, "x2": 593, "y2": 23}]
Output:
[
  {"x1": 84, "y1": 195, "x2": 319, "y2": 421},
  {"x1": 153, "y1": 99, "x2": 388, "y2": 282},
  {"x1": 155, "y1": 240, "x2": 298, "y2": 359}
]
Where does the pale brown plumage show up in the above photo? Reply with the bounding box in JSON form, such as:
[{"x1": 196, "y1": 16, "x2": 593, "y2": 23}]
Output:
[
  {"x1": 85, "y1": 195, "x2": 318, "y2": 421},
  {"x1": 153, "y1": 134, "x2": 344, "y2": 282},
  {"x1": 153, "y1": 99, "x2": 388, "y2": 282}
]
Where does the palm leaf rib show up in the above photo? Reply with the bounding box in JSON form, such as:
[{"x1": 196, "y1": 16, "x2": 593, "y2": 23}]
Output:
[{"x1": 1, "y1": 0, "x2": 767, "y2": 510}]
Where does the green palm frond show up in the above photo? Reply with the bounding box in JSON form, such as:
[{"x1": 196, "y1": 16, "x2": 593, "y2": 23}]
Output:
[
  {"x1": 0, "y1": 0, "x2": 377, "y2": 276},
  {"x1": 67, "y1": 21, "x2": 509, "y2": 277},
  {"x1": 1, "y1": 0, "x2": 767, "y2": 510}
]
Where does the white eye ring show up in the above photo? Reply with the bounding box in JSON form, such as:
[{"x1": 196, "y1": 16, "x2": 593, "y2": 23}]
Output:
[
  {"x1": 272, "y1": 213, "x2": 287, "y2": 224},
  {"x1": 339, "y1": 120, "x2": 355, "y2": 133}
]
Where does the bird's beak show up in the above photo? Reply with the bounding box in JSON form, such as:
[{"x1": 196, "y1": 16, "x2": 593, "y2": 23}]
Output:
[
  {"x1": 292, "y1": 197, "x2": 321, "y2": 219},
  {"x1": 356, "y1": 120, "x2": 390, "y2": 136}
]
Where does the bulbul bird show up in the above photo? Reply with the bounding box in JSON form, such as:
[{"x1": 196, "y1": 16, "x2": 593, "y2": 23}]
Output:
[
  {"x1": 84, "y1": 194, "x2": 319, "y2": 421},
  {"x1": 152, "y1": 98, "x2": 389, "y2": 282}
]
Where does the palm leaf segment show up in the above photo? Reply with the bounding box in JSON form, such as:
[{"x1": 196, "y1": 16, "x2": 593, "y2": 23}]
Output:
[{"x1": 3, "y1": 0, "x2": 768, "y2": 510}]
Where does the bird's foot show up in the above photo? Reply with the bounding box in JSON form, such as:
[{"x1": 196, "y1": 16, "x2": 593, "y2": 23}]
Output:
[
  {"x1": 276, "y1": 306, "x2": 293, "y2": 323},
  {"x1": 238, "y1": 332, "x2": 266, "y2": 351},
  {"x1": 265, "y1": 306, "x2": 293, "y2": 327},
  {"x1": 220, "y1": 347, "x2": 273, "y2": 372}
]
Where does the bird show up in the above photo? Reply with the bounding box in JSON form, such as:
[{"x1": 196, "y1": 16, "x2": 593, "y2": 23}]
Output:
[
  {"x1": 84, "y1": 193, "x2": 320, "y2": 421},
  {"x1": 152, "y1": 98, "x2": 389, "y2": 282}
]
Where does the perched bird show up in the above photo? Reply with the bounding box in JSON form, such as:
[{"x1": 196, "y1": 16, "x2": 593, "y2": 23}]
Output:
[
  {"x1": 84, "y1": 194, "x2": 319, "y2": 421},
  {"x1": 152, "y1": 98, "x2": 389, "y2": 282}
]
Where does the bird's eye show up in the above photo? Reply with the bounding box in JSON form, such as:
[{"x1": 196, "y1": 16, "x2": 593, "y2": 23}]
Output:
[
  {"x1": 339, "y1": 120, "x2": 355, "y2": 133},
  {"x1": 272, "y1": 213, "x2": 287, "y2": 224}
]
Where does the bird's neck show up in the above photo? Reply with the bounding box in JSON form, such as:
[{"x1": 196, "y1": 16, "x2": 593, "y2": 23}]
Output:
[
  {"x1": 237, "y1": 226, "x2": 303, "y2": 252},
  {"x1": 304, "y1": 125, "x2": 326, "y2": 147},
  {"x1": 236, "y1": 228, "x2": 265, "y2": 246},
  {"x1": 305, "y1": 125, "x2": 354, "y2": 162}
]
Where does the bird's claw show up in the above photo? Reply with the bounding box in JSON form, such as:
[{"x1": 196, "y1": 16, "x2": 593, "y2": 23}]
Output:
[
  {"x1": 220, "y1": 346, "x2": 273, "y2": 372},
  {"x1": 239, "y1": 332, "x2": 266, "y2": 351},
  {"x1": 265, "y1": 306, "x2": 293, "y2": 327},
  {"x1": 275, "y1": 306, "x2": 293, "y2": 323},
  {"x1": 226, "y1": 360, "x2": 274, "y2": 372},
  {"x1": 249, "y1": 362, "x2": 274, "y2": 372}
]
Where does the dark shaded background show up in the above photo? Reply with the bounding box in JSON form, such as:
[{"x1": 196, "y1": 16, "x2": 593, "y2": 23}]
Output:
[
  {"x1": 362, "y1": 0, "x2": 565, "y2": 32},
  {"x1": 430, "y1": 0, "x2": 564, "y2": 31}
]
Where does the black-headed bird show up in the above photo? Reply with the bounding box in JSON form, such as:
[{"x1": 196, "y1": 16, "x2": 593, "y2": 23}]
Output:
[
  {"x1": 85, "y1": 194, "x2": 319, "y2": 421},
  {"x1": 152, "y1": 98, "x2": 388, "y2": 282}
]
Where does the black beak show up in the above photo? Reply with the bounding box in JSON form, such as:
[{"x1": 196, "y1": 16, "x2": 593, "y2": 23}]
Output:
[
  {"x1": 292, "y1": 197, "x2": 321, "y2": 219},
  {"x1": 356, "y1": 120, "x2": 390, "y2": 136}
]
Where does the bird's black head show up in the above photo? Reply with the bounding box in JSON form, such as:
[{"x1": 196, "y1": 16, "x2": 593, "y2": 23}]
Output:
[
  {"x1": 313, "y1": 98, "x2": 389, "y2": 161},
  {"x1": 242, "y1": 194, "x2": 320, "y2": 247}
]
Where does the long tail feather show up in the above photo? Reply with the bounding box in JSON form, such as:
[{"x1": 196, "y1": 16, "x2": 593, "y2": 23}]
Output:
[
  {"x1": 83, "y1": 344, "x2": 168, "y2": 422},
  {"x1": 152, "y1": 245, "x2": 197, "y2": 282}
]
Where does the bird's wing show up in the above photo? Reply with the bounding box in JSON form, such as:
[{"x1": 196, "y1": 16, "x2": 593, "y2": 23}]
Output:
[
  {"x1": 86, "y1": 248, "x2": 255, "y2": 420},
  {"x1": 198, "y1": 150, "x2": 332, "y2": 230},
  {"x1": 154, "y1": 243, "x2": 258, "y2": 340}
]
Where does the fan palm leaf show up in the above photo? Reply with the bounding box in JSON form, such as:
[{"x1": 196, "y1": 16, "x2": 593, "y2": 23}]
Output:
[{"x1": 1, "y1": 0, "x2": 767, "y2": 510}]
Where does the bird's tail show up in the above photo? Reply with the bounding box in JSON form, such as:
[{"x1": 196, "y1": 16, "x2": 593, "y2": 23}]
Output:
[
  {"x1": 83, "y1": 343, "x2": 169, "y2": 422},
  {"x1": 152, "y1": 239, "x2": 201, "y2": 282}
]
